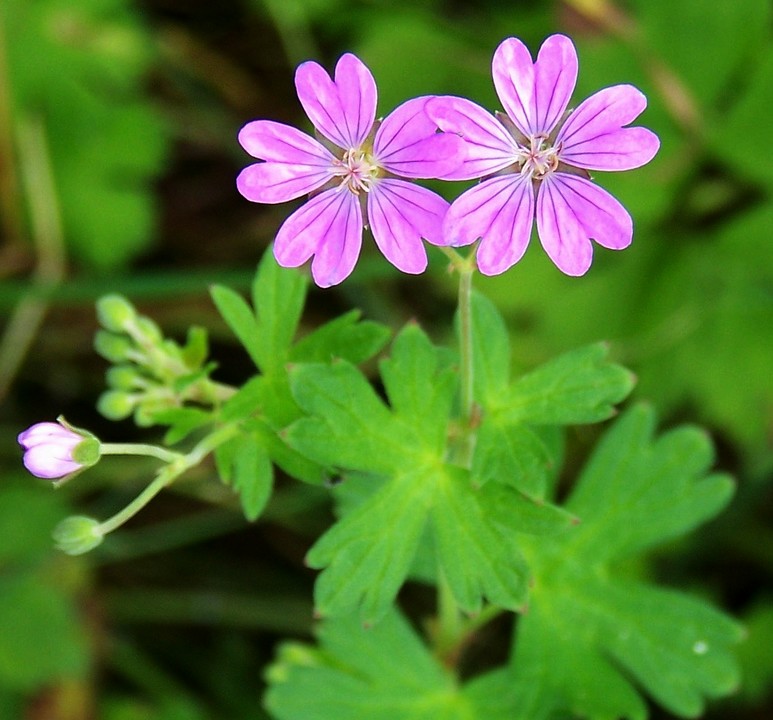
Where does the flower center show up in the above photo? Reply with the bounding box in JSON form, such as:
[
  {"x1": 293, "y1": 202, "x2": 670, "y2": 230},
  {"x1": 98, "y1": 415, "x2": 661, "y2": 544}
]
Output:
[
  {"x1": 332, "y1": 149, "x2": 381, "y2": 195},
  {"x1": 517, "y1": 134, "x2": 560, "y2": 180}
]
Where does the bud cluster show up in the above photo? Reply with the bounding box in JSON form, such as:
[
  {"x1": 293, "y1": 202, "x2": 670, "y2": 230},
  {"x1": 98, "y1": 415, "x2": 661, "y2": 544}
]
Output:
[{"x1": 94, "y1": 295, "x2": 227, "y2": 426}]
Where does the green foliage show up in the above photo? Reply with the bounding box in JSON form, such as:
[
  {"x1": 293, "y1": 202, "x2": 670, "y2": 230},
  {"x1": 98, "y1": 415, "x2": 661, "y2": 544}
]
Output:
[
  {"x1": 468, "y1": 292, "x2": 634, "y2": 498},
  {"x1": 266, "y1": 609, "x2": 495, "y2": 720},
  {"x1": 267, "y1": 405, "x2": 742, "y2": 720},
  {"x1": 285, "y1": 318, "x2": 614, "y2": 623},
  {"x1": 2, "y1": 0, "x2": 168, "y2": 269},
  {"x1": 506, "y1": 405, "x2": 741, "y2": 719},
  {"x1": 0, "y1": 484, "x2": 88, "y2": 691}
]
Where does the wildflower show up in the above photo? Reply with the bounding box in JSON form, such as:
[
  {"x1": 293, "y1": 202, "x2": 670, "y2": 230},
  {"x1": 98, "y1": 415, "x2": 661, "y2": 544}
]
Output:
[
  {"x1": 427, "y1": 34, "x2": 660, "y2": 276},
  {"x1": 18, "y1": 419, "x2": 99, "y2": 481},
  {"x1": 237, "y1": 53, "x2": 465, "y2": 287}
]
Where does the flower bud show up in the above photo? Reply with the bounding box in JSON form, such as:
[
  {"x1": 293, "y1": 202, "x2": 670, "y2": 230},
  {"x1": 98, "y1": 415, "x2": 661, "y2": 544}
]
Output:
[
  {"x1": 97, "y1": 294, "x2": 137, "y2": 333},
  {"x1": 106, "y1": 365, "x2": 144, "y2": 391},
  {"x1": 17, "y1": 420, "x2": 100, "y2": 480},
  {"x1": 52, "y1": 515, "x2": 104, "y2": 555},
  {"x1": 94, "y1": 330, "x2": 134, "y2": 363},
  {"x1": 97, "y1": 390, "x2": 138, "y2": 420}
]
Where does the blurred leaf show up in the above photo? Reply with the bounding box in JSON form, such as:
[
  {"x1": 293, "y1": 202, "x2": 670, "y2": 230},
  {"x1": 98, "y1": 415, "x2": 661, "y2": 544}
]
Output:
[
  {"x1": 3, "y1": 0, "x2": 168, "y2": 269},
  {"x1": 0, "y1": 570, "x2": 88, "y2": 689},
  {"x1": 632, "y1": 0, "x2": 770, "y2": 107},
  {"x1": 737, "y1": 600, "x2": 773, "y2": 702}
]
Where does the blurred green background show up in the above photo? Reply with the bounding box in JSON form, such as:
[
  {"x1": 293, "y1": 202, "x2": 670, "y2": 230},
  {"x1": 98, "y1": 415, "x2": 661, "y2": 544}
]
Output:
[{"x1": 0, "y1": 0, "x2": 771, "y2": 717}]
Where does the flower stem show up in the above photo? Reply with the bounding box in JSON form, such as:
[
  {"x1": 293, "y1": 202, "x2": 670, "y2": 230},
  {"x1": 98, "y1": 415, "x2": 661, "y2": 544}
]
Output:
[
  {"x1": 96, "y1": 424, "x2": 242, "y2": 537},
  {"x1": 434, "y1": 569, "x2": 463, "y2": 665},
  {"x1": 100, "y1": 443, "x2": 184, "y2": 464},
  {"x1": 455, "y1": 263, "x2": 478, "y2": 469}
]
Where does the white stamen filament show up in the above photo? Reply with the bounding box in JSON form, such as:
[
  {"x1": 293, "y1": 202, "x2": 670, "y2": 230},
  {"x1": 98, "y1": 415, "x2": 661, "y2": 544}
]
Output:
[
  {"x1": 332, "y1": 149, "x2": 380, "y2": 195},
  {"x1": 517, "y1": 133, "x2": 560, "y2": 180}
]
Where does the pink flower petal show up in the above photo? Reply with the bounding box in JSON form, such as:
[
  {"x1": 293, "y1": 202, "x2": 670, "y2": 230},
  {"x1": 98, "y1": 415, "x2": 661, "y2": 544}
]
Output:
[
  {"x1": 556, "y1": 85, "x2": 660, "y2": 170},
  {"x1": 536, "y1": 173, "x2": 633, "y2": 276},
  {"x1": 295, "y1": 53, "x2": 377, "y2": 150},
  {"x1": 236, "y1": 162, "x2": 331, "y2": 204},
  {"x1": 493, "y1": 35, "x2": 578, "y2": 137},
  {"x1": 492, "y1": 37, "x2": 535, "y2": 137},
  {"x1": 367, "y1": 180, "x2": 449, "y2": 273},
  {"x1": 532, "y1": 34, "x2": 578, "y2": 136},
  {"x1": 18, "y1": 422, "x2": 79, "y2": 449},
  {"x1": 443, "y1": 174, "x2": 535, "y2": 275},
  {"x1": 374, "y1": 97, "x2": 468, "y2": 179},
  {"x1": 425, "y1": 96, "x2": 519, "y2": 180},
  {"x1": 273, "y1": 189, "x2": 363, "y2": 287},
  {"x1": 237, "y1": 120, "x2": 335, "y2": 164},
  {"x1": 24, "y1": 445, "x2": 81, "y2": 479}
]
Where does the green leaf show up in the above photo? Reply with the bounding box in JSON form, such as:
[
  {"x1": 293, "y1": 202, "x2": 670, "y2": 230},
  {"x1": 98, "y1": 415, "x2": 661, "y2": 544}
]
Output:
[
  {"x1": 505, "y1": 405, "x2": 742, "y2": 719},
  {"x1": 0, "y1": 570, "x2": 88, "y2": 689},
  {"x1": 472, "y1": 417, "x2": 560, "y2": 498},
  {"x1": 153, "y1": 407, "x2": 212, "y2": 445},
  {"x1": 287, "y1": 326, "x2": 530, "y2": 621},
  {"x1": 306, "y1": 467, "x2": 436, "y2": 623},
  {"x1": 431, "y1": 467, "x2": 529, "y2": 614},
  {"x1": 266, "y1": 608, "x2": 502, "y2": 720},
  {"x1": 465, "y1": 290, "x2": 511, "y2": 403},
  {"x1": 291, "y1": 310, "x2": 390, "y2": 365},
  {"x1": 210, "y1": 284, "x2": 262, "y2": 369},
  {"x1": 286, "y1": 360, "x2": 418, "y2": 475},
  {"x1": 252, "y1": 250, "x2": 307, "y2": 373},
  {"x1": 380, "y1": 323, "x2": 456, "y2": 452},
  {"x1": 500, "y1": 343, "x2": 635, "y2": 425},
  {"x1": 4, "y1": 0, "x2": 168, "y2": 270},
  {"x1": 231, "y1": 432, "x2": 273, "y2": 521}
]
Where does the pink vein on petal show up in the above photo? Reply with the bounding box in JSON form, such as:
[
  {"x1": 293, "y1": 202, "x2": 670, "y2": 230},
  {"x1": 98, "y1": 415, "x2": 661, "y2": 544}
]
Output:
[
  {"x1": 536, "y1": 173, "x2": 632, "y2": 275},
  {"x1": 532, "y1": 34, "x2": 578, "y2": 135},
  {"x1": 443, "y1": 174, "x2": 534, "y2": 256},
  {"x1": 273, "y1": 188, "x2": 362, "y2": 288},
  {"x1": 295, "y1": 54, "x2": 376, "y2": 150},
  {"x1": 492, "y1": 37, "x2": 535, "y2": 137},
  {"x1": 367, "y1": 180, "x2": 442, "y2": 273},
  {"x1": 333, "y1": 54, "x2": 378, "y2": 148},
  {"x1": 426, "y1": 96, "x2": 519, "y2": 180}
]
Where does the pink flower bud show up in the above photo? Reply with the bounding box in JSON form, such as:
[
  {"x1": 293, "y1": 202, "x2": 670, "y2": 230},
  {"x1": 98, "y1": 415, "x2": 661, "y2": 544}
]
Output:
[{"x1": 17, "y1": 421, "x2": 96, "y2": 480}]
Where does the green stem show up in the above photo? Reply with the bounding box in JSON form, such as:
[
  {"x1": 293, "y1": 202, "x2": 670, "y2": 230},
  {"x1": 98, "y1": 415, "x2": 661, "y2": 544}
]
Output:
[
  {"x1": 455, "y1": 263, "x2": 478, "y2": 469},
  {"x1": 97, "y1": 474, "x2": 169, "y2": 535},
  {"x1": 100, "y1": 442, "x2": 183, "y2": 464},
  {"x1": 96, "y1": 423, "x2": 242, "y2": 537},
  {"x1": 458, "y1": 266, "x2": 475, "y2": 427},
  {"x1": 434, "y1": 569, "x2": 463, "y2": 664}
]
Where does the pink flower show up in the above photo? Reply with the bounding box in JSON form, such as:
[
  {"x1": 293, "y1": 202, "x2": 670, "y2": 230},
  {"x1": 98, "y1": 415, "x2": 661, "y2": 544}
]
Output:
[
  {"x1": 18, "y1": 421, "x2": 96, "y2": 480},
  {"x1": 427, "y1": 34, "x2": 660, "y2": 276},
  {"x1": 237, "y1": 53, "x2": 465, "y2": 287}
]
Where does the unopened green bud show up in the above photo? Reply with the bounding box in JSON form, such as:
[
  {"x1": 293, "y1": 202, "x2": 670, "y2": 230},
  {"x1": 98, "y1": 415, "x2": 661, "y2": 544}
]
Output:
[
  {"x1": 94, "y1": 330, "x2": 134, "y2": 363},
  {"x1": 105, "y1": 365, "x2": 144, "y2": 390},
  {"x1": 97, "y1": 295, "x2": 137, "y2": 332},
  {"x1": 53, "y1": 515, "x2": 103, "y2": 555},
  {"x1": 135, "y1": 316, "x2": 163, "y2": 344},
  {"x1": 97, "y1": 390, "x2": 137, "y2": 420}
]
